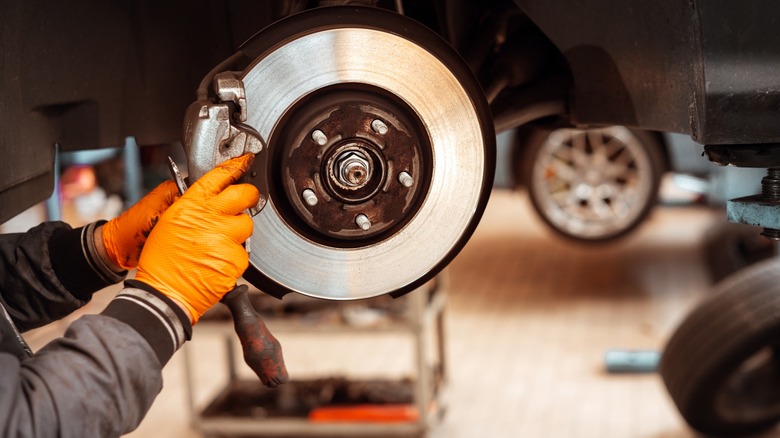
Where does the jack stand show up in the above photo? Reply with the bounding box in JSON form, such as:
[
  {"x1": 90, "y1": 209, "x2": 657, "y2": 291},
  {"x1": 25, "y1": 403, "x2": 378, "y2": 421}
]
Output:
[{"x1": 727, "y1": 167, "x2": 780, "y2": 240}]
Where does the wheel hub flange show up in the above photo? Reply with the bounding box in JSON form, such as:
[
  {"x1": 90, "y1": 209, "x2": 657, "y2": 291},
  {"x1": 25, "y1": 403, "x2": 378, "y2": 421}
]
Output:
[{"x1": 276, "y1": 93, "x2": 428, "y2": 243}]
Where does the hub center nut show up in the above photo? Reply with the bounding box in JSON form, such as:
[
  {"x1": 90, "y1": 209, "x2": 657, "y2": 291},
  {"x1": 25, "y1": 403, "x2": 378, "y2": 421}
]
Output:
[{"x1": 335, "y1": 150, "x2": 372, "y2": 189}]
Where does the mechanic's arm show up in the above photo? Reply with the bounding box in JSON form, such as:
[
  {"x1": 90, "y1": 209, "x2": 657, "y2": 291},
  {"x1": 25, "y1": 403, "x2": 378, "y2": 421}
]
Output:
[
  {"x1": 0, "y1": 155, "x2": 257, "y2": 437},
  {"x1": 0, "y1": 181, "x2": 178, "y2": 332}
]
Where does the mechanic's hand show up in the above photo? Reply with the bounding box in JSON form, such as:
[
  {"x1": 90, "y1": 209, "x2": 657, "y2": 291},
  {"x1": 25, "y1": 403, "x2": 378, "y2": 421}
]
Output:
[
  {"x1": 100, "y1": 180, "x2": 180, "y2": 270},
  {"x1": 134, "y1": 154, "x2": 259, "y2": 323}
]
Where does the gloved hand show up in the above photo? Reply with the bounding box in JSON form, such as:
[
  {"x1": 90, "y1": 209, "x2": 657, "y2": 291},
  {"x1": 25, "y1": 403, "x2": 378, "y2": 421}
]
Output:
[
  {"x1": 134, "y1": 154, "x2": 259, "y2": 323},
  {"x1": 100, "y1": 180, "x2": 180, "y2": 270}
]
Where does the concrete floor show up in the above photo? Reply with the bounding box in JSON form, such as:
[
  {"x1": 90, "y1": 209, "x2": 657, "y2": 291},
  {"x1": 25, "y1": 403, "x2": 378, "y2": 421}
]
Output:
[{"x1": 20, "y1": 189, "x2": 778, "y2": 437}]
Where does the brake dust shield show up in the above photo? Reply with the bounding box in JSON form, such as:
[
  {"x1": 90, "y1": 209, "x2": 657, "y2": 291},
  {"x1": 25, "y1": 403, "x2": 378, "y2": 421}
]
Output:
[{"x1": 238, "y1": 7, "x2": 494, "y2": 300}]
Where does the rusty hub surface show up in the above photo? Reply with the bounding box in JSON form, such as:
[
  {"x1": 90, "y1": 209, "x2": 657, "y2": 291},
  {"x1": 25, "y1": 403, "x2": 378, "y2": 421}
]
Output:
[{"x1": 271, "y1": 85, "x2": 430, "y2": 245}]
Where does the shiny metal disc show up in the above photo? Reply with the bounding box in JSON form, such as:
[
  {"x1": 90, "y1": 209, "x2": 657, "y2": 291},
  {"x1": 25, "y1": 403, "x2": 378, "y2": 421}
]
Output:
[{"x1": 240, "y1": 7, "x2": 494, "y2": 299}]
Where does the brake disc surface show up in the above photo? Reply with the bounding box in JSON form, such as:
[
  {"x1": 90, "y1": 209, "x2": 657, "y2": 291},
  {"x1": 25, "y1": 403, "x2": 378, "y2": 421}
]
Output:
[{"x1": 240, "y1": 7, "x2": 494, "y2": 299}]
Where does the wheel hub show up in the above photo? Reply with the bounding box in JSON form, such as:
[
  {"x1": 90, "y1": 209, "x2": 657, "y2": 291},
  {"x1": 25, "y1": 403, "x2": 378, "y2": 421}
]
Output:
[
  {"x1": 333, "y1": 149, "x2": 372, "y2": 189},
  {"x1": 273, "y1": 86, "x2": 430, "y2": 243}
]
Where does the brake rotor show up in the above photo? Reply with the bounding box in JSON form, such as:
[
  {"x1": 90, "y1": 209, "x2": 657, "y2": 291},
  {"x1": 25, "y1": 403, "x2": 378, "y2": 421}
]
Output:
[{"x1": 239, "y1": 6, "x2": 495, "y2": 299}]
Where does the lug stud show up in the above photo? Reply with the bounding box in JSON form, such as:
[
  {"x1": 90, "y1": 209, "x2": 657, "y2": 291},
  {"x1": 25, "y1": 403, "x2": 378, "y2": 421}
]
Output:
[
  {"x1": 311, "y1": 129, "x2": 328, "y2": 146},
  {"x1": 371, "y1": 119, "x2": 388, "y2": 135},
  {"x1": 302, "y1": 189, "x2": 318, "y2": 206},
  {"x1": 355, "y1": 214, "x2": 371, "y2": 231},
  {"x1": 398, "y1": 171, "x2": 414, "y2": 188}
]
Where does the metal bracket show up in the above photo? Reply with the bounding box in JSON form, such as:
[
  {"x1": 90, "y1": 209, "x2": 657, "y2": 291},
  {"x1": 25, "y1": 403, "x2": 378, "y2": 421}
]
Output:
[
  {"x1": 726, "y1": 168, "x2": 780, "y2": 240},
  {"x1": 213, "y1": 71, "x2": 248, "y2": 122},
  {"x1": 728, "y1": 195, "x2": 780, "y2": 238},
  {"x1": 182, "y1": 74, "x2": 267, "y2": 214}
]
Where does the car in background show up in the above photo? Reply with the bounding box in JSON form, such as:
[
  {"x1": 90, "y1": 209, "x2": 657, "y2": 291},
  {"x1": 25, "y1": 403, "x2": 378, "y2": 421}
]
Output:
[
  {"x1": 514, "y1": 125, "x2": 668, "y2": 242},
  {"x1": 502, "y1": 124, "x2": 761, "y2": 243}
]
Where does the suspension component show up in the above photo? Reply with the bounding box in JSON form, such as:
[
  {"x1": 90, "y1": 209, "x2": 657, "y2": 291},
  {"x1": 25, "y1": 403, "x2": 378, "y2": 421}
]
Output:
[{"x1": 727, "y1": 167, "x2": 780, "y2": 240}]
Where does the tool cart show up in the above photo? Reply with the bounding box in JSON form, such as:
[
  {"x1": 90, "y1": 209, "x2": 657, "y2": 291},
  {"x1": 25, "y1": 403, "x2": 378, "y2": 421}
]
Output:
[{"x1": 182, "y1": 274, "x2": 448, "y2": 437}]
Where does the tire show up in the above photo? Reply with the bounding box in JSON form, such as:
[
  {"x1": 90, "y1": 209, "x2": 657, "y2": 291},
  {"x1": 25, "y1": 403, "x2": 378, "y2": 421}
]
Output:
[
  {"x1": 520, "y1": 126, "x2": 666, "y2": 243},
  {"x1": 660, "y1": 258, "x2": 780, "y2": 436}
]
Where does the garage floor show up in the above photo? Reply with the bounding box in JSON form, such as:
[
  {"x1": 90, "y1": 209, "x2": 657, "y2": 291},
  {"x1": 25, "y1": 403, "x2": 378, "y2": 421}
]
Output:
[{"x1": 21, "y1": 189, "x2": 778, "y2": 437}]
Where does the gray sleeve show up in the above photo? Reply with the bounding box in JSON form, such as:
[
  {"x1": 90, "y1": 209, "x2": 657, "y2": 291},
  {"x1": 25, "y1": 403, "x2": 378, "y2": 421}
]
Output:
[
  {"x1": 0, "y1": 221, "x2": 125, "y2": 332},
  {"x1": 0, "y1": 285, "x2": 191, "y2": 438}
]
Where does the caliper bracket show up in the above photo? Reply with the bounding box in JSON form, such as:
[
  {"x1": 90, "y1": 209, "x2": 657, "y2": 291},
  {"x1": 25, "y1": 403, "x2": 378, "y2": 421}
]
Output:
[{"x1": 182, "y1": 71, "x2": 268, "y2": 214}]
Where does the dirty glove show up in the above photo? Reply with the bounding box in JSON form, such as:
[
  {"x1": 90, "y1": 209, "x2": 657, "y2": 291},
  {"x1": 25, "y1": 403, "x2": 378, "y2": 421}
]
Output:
[
  {"x1": 101, "y1": 180, "x2": 180, "y2": 270},
  {"x1": 134, "y1": 154, "x2": 259, "y2": 323}
]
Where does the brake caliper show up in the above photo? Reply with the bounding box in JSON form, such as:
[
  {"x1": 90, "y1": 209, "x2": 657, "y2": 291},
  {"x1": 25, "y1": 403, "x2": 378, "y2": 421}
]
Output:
[{"x1": 181, "y1": 71, "x2": 268, "y2": 215}]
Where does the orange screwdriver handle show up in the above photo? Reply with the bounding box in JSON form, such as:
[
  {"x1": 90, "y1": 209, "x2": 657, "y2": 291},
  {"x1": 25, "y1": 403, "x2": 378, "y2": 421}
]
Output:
[{"x1": 220, "y1": 285, "x2": 289, "y2": 387}]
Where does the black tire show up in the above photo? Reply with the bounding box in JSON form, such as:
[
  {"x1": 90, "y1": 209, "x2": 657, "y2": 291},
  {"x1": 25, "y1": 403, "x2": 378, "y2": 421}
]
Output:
[
  {"x1": 519, "y1": 126, "x2": 666, "y2": 243},
  {"x1": 660, "y1": 258, "x2": 780, "y2": 436}
]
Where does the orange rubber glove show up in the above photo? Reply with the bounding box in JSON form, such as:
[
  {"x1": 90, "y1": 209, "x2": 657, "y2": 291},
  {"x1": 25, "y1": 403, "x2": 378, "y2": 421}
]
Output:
[
  {"x1": 134, "y1": 154, "x2": 259, "y2": 323},
  {"x1": 101, "y1": 180, "x2": 180, "y2": 270}
]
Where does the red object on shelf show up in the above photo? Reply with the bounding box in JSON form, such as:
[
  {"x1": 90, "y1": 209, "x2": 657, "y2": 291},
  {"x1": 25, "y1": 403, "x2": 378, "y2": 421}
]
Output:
[{"x1": 308, "y1": 404, "x2": 419, "y2": 423}]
